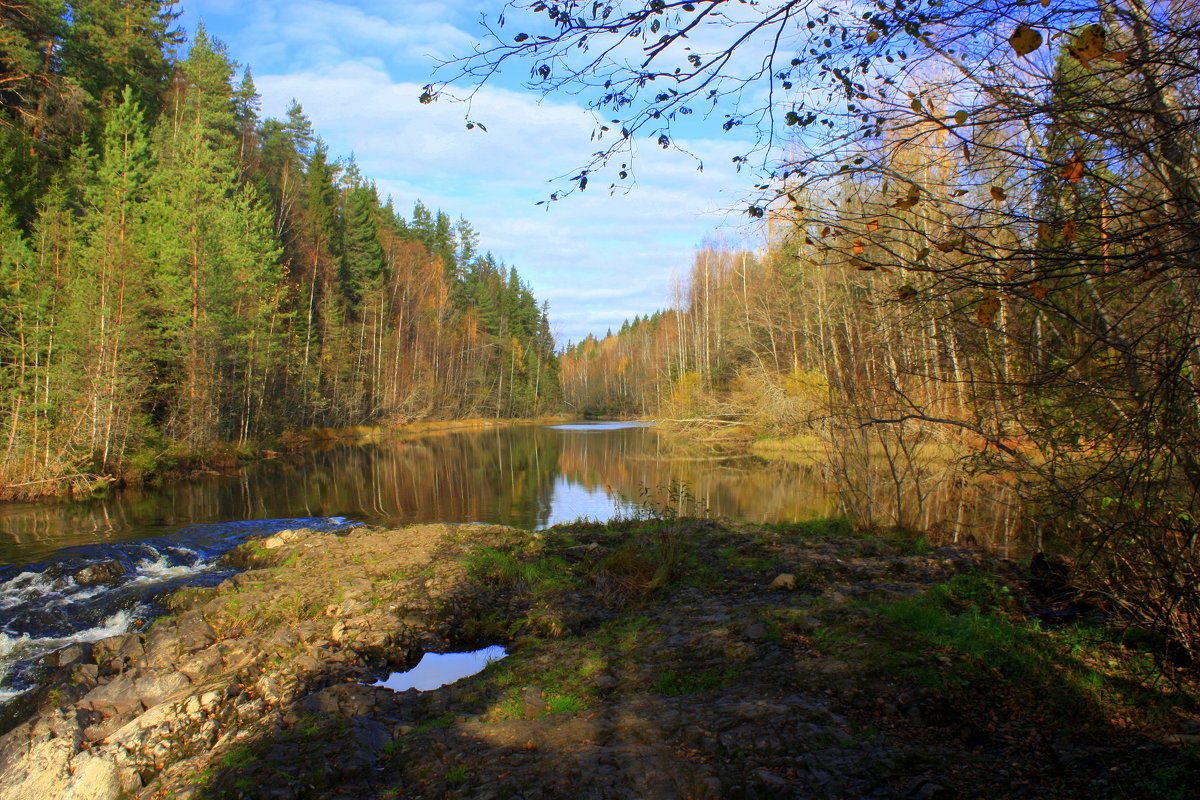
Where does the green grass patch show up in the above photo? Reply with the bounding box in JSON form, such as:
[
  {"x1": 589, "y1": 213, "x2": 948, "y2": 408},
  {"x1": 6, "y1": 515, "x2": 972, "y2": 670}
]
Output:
[
  {"x1": 865, "y1": 573, "x2": 1190, "y2": 727},
  {"x1": 651, "y1": 667, "x2": 731, "y2": 696},
  {"x1": 411, "y1": 714, "x2": 454, "y2": 735},
  {"x1": 466, "y1": 548, "x2": 577, "y2": 594},
  {"x1": 545, "y1": 691, "x2": 588, "y2": 715},
  {"x1": 717, "y1": 543, "x2": 781, "y2": 572},
  {"x1": 220, "y1": 744, "x2": 258, "y2": 770},
  {"x1": 763, "y1": 516, "x2": 855, "y2": 540}
]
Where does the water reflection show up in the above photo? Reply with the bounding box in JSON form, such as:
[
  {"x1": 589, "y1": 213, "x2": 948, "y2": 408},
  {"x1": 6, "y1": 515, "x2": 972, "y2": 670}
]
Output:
[
  {"x1": 371, "y1": 646, "x2": 508, "y2": 693},
  {"x1": 0, "y1": 424, "x2": 835, "y2": 566}
]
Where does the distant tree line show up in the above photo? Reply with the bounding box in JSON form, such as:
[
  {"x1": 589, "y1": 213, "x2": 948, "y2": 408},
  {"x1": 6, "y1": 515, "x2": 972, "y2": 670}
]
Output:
[{"x1": 0, "y1": 3, "x2": 560, "y2": 495}]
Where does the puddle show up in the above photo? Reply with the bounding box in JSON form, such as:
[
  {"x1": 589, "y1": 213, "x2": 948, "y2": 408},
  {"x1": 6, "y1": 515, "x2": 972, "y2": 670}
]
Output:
[{"x1": 370, "y1": 646, "x2": 506, "y2": 692}]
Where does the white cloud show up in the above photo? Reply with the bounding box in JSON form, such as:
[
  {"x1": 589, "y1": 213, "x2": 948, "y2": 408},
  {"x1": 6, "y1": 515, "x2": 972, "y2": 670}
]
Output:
[{"x1": 182, "y1": 1, "x2": 764, "y2": 346}]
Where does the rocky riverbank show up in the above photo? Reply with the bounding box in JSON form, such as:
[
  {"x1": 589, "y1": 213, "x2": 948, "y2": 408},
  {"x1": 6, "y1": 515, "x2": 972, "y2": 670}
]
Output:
[{"x1": 0, "y1": 519, "x2": 1197, "y2": 799}]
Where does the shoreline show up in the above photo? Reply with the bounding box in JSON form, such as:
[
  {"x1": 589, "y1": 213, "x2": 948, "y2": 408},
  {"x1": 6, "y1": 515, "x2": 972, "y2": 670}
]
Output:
[
  {"x1": 0, "y1": 416, "x2": 576, "y2": 506},
  {"x1": 1, "y1": 518, "x2": 1196, "y2": 798}
]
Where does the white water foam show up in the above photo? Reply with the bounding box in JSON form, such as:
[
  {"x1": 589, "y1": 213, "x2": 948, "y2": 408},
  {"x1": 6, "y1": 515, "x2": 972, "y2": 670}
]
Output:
[
  {"x1": 0, "y1": 571, "x2": 59, "y2": 611},
  {"x1": 0, "y1": 608, "x2": 144, "y2": 703},
  {"x1": 0, "y1": 685, "x2": 28, "y2": 703},
  {"x1": 130, "y1": 550, "x2": 208, "y2": 584}
]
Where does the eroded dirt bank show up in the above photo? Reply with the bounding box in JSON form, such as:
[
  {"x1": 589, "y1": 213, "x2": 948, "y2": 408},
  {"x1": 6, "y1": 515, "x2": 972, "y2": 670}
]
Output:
[{"x1": 1, "y1": 520, "x2": 1197, "y2": 799}]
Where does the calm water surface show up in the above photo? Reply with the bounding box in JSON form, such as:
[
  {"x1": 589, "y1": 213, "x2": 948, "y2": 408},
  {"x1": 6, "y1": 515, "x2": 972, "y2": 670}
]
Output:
[{"x1": 0, "y1": 421, "x2": 833, "y2": 567}]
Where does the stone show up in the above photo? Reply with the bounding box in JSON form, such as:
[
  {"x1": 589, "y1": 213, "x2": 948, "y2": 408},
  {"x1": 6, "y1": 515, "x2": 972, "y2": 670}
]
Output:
[
  {"x1": 743, "y1": 622, "x2": 769, "y2": 641},
  {"x1": 81, "y1": 674, "x2": 140, "y2": 717},
  {"x1": 133, "y1": 671, "x2": 191, "y2": 708},
  {"x1": 173, "y1": 611, "x2": 216, "y2": 652},
  {"x1": 218, "y1": 639, "x2": 259, "y2": 671},
  {"x1": 92, "y1": 634, "x2": 143, "y2": 671},
  {"x1": 592, "y1": 674, "x2": 618, "y2": 690},
  {"x1": 176, "y1": 647, "x2": 222, "y2": 681},
  {"x1": 64, "y1": 754, "x2": 122, "y2": 800},
  {"x1": 72, "y1": 561, "x2": 129, "y2": 587},
  {"x1": 54, "y1": 644, "x2": 90, "y2": 667},
  {"x1": 522, "y1": 686, "x2": 546, "y2": 719},
  {"x1": 768, "y1": 573, "x2": 797, "y2": 591}
]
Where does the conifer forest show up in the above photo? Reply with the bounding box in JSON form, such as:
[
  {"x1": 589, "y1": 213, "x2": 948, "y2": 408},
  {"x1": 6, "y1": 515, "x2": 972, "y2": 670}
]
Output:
[{"x1": 0, "y1": 2, "x2": 561, "y2": 497}]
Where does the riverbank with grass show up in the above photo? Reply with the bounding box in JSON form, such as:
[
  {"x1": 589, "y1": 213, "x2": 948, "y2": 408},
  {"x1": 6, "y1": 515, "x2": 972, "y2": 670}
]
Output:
[{"x1": 1, "y1": 517, "x2": 1197, "y2": 799}]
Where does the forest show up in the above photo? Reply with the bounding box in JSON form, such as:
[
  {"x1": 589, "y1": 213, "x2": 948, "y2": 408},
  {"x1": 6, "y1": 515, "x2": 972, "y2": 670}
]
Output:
[
  {"x1": 473, "y1": 1, "x2": 1198, "y2": 658},
  {"x1": 0, "y1": 2, "x2": 561, "y2": 497}
]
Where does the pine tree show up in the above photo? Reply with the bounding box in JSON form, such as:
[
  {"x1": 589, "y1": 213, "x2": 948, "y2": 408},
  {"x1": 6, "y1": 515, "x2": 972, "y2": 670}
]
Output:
[{"x1": 61, "y1": 0, "x2": 180, "y2": 114}]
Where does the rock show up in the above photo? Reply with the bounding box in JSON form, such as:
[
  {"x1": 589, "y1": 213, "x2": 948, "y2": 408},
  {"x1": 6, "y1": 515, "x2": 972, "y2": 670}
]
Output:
[
  {"x1": 261, "y1": 528, "x2": 316, "y2": 549},
  {"x1": 173, "y1": 611, "x2": 216, "y2": 652},
  {"x1": 904, "y1": 777, "x2": 954, "y2": 800},
  {"x1": 522, "y1": 686, "x2": 546, "y2": 719},
  {"x1": 54, "y1": 644, "x2": 91, "y2": 668},
  {"x1": 338, "y1": 577, "x2": 374, "y2": 598},
  {"x1": 768, "y1": 573, "x2": 797, "y2": 591},
  {"x1": 176, "y1": 646, "x2": 222, "y2": 681},
  {"x1": 133, "y1": 670, "x2": 191, "y2": 708},
  {"x1": 72, "y1": 561, "x2": 129, "y2": 587},
  {"x1": 218, "y1": 638, "x2": 259, "y2": 671},
  {"x1": 64, "y1": 754, "x2": 122, "y2": 800},
  {"x1": 592, "y1": 674, "x2": 618, "y2": 690},
  {"x1": 743, "y1": 622, "x2": 769, "y2": 641},
  {"x1": 91, "y1": 634, "x2": 143, "y2": 672},
  {"x1": 81, "y1": 673, "x2": 140, "y2": 717}
]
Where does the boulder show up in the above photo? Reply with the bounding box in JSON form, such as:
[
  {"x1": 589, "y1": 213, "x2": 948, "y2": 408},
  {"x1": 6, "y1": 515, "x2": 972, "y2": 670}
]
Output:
[
  {"x1": 80, "y1": 674, "x2": 140, "y2": 717},
  {"x1": 768, "y1": 573, "x2": 797, "y2": 591},
  {"x1": 133, "y1": 670, "x2": 191, "y2": 708},
  {"x1": 72, "y1": 561, "x2": 128, "y2": 587}
]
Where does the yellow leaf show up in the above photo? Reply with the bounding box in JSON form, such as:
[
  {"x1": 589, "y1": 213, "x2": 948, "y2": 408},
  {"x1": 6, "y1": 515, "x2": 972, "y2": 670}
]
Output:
[
  {"x1": 1062, "y1": 152, "x2": 1085, "y2": 183},
  {"x1": 975, "y1": 295, "x2": 1000, "y2": 326},
  {"x1": 1009, "y1": 25, "x2": 1043, "y2": 58},
  {"x1": 954, "y1": 110, "x2": 968, "y2": 125},
  {"x1": 892, "y1": 186, "x2": 920, "y2": 211},
  {"x1": 990, "y1": 185, "x2": 1007, "y2": 201},
  {"x1": 1070, "y1": 25, "x2": 1106, "y2": 67},
  {"x1": 866, "y1": 30, "x2": 879, "y2": 46}
]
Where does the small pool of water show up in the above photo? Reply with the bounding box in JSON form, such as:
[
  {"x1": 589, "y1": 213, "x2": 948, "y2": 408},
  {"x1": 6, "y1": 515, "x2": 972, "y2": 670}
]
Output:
[{"x1": 371, "y1": 646, "x2": 507, "y2": 692}]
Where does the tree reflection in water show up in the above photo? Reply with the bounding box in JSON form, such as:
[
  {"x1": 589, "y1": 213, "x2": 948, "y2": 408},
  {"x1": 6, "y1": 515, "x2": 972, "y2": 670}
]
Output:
[{"x1": 0, "y1": 422, "x2": 1015, "y2": 566}]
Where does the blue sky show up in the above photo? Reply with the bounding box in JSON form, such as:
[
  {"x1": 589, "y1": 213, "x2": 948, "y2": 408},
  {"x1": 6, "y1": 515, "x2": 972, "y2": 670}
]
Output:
[{"x1": 175, "y1": 0, "x2": 765, "y2": 346}]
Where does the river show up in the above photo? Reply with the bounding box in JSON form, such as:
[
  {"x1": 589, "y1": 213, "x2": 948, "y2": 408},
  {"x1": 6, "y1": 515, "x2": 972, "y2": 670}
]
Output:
[{"x1": 0, "y1": 421, "x2": 836, "y2": 703}]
